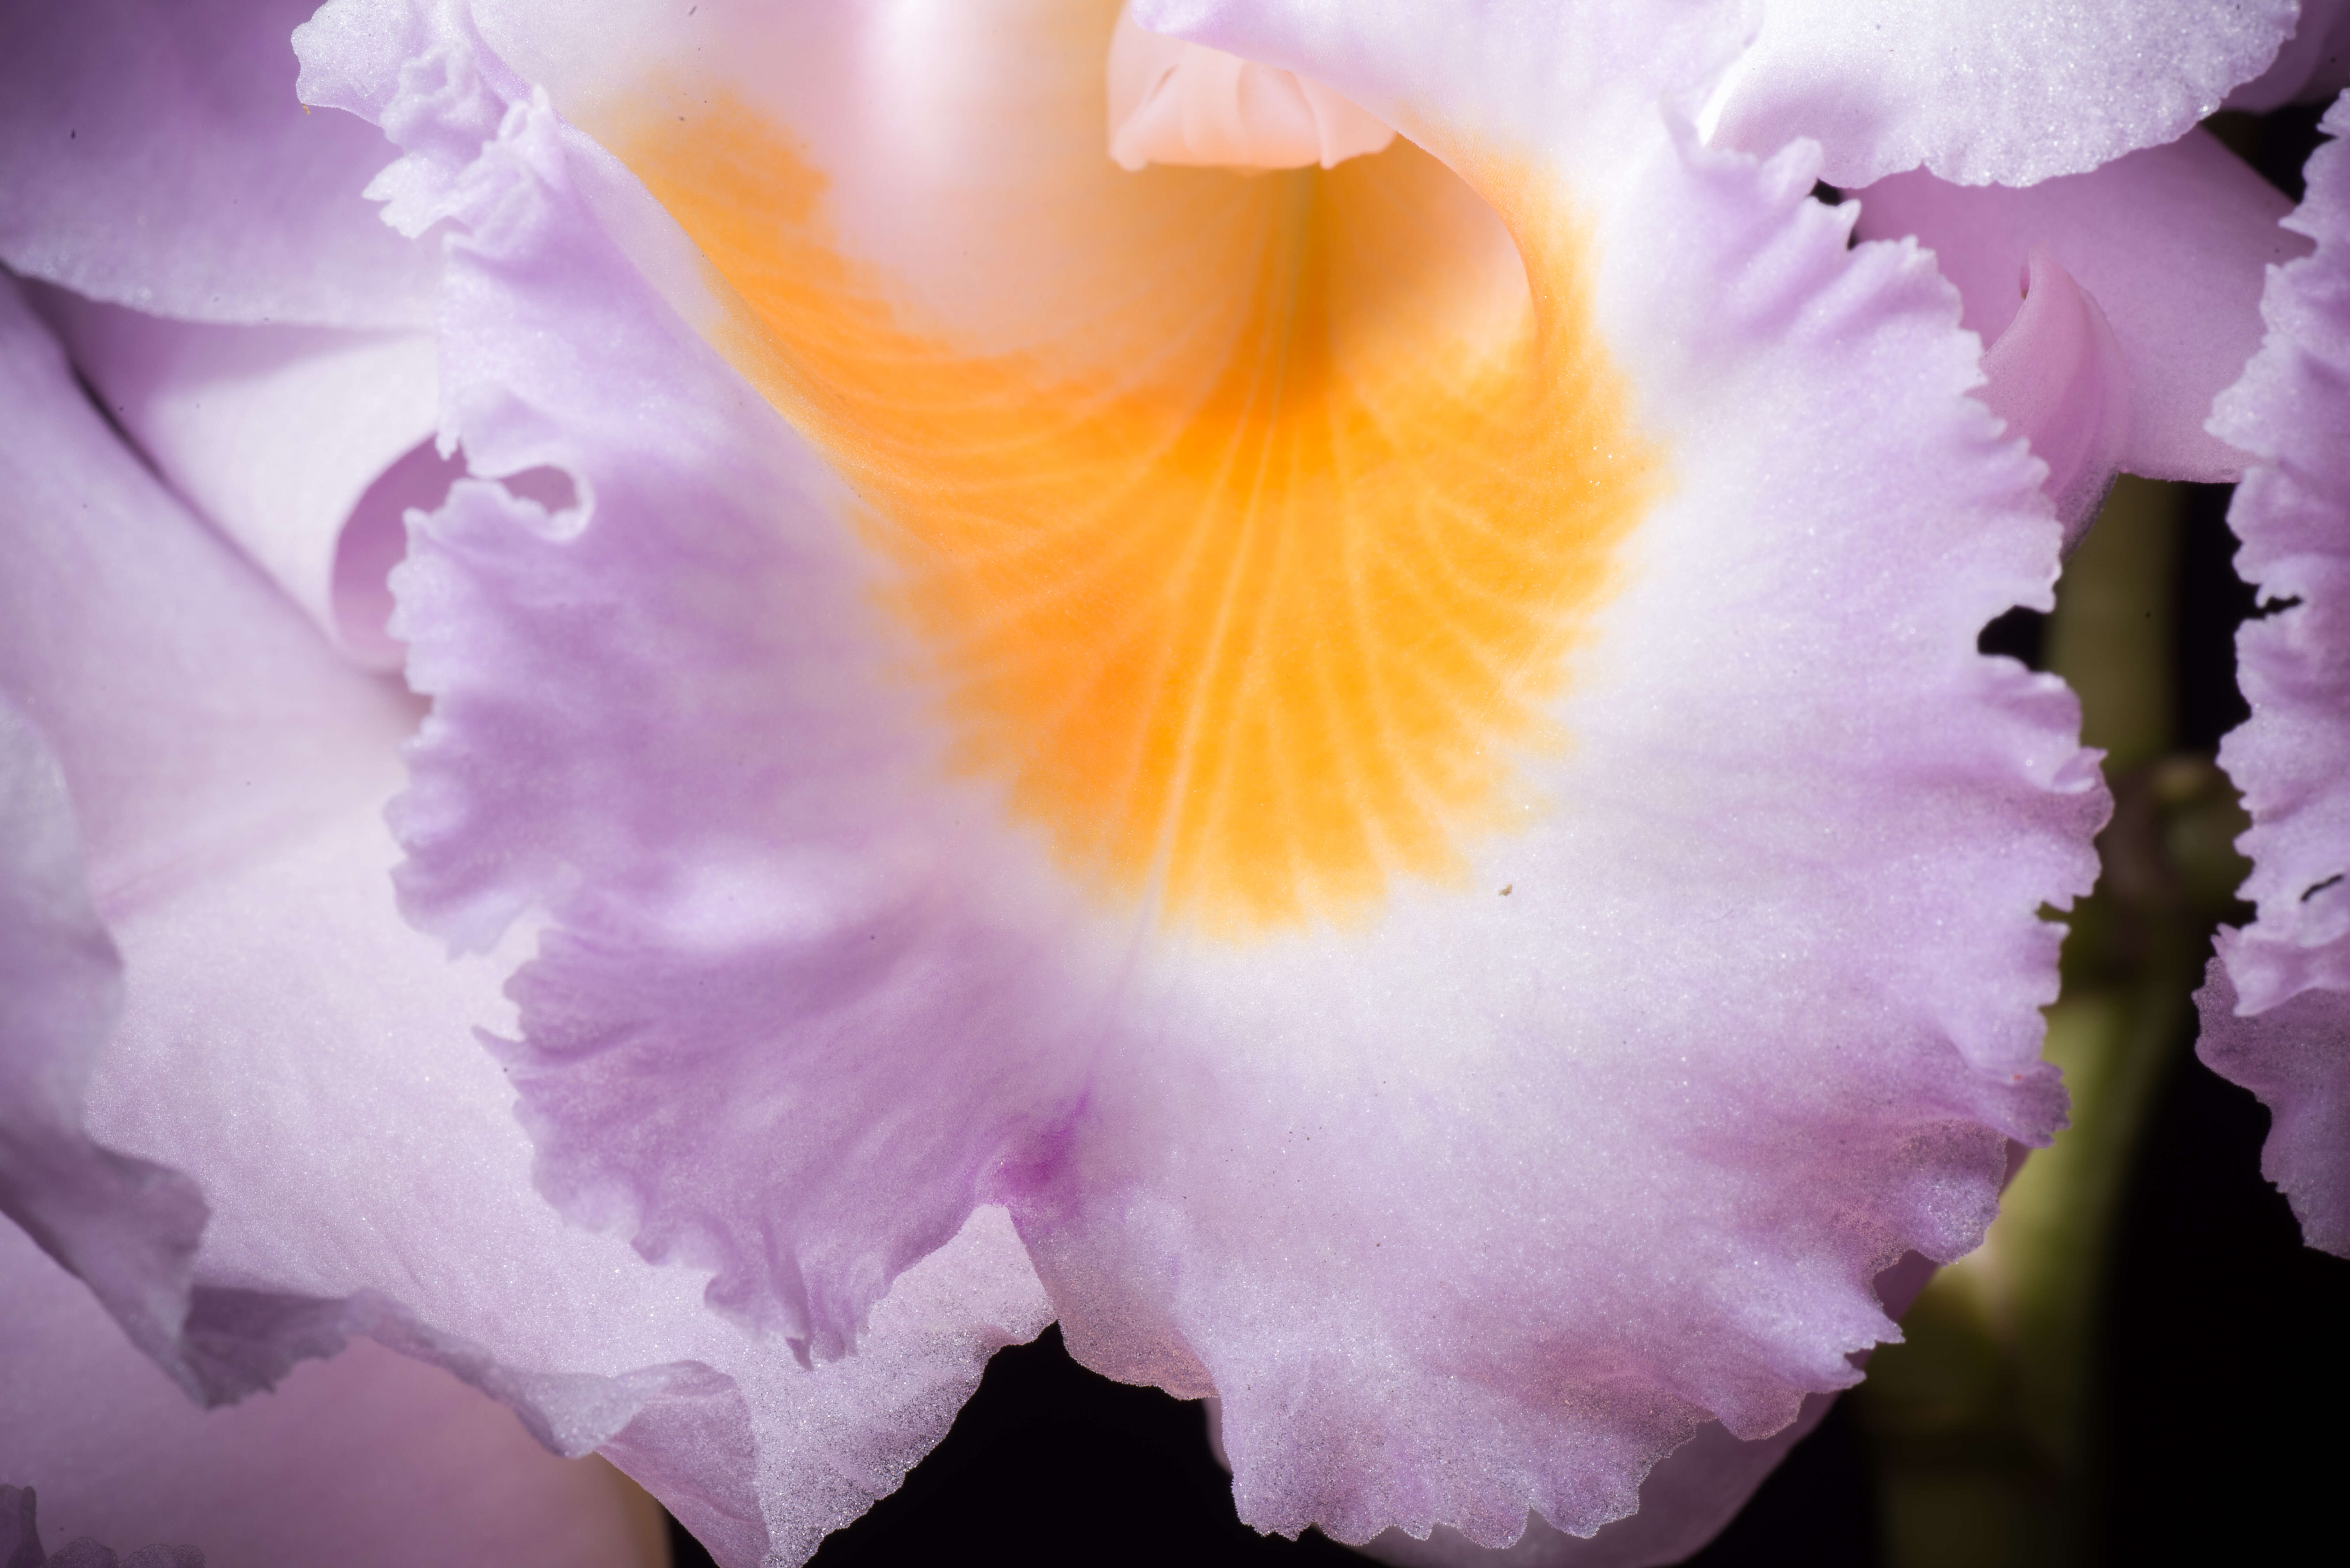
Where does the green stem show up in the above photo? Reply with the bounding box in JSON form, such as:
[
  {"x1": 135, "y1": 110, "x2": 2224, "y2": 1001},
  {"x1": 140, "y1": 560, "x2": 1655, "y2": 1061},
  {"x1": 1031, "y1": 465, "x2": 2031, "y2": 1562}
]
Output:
[{"x1": 1856, "y1": 479, "x2": 2247, "y2": 1567}]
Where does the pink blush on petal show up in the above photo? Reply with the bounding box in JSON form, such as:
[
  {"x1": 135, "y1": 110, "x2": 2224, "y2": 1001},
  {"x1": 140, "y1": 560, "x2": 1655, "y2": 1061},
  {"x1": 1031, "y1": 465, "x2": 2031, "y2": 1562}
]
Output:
[{"x1": 1979, "y1": 249, "x2": 2133, "y2": 542}]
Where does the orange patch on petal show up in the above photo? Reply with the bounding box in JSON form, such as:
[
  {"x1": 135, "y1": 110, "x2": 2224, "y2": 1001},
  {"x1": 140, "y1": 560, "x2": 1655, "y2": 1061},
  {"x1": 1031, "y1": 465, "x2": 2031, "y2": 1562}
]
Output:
[{"x1": 615, "y1": 97, "x2": 1659, "y2": 937}]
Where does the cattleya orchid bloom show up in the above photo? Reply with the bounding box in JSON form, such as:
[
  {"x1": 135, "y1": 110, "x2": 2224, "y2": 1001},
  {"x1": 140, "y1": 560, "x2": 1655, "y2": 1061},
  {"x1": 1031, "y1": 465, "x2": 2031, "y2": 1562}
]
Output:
[{"x1": 1, "y1": 0, "x2": 2344, "y2": 1563}]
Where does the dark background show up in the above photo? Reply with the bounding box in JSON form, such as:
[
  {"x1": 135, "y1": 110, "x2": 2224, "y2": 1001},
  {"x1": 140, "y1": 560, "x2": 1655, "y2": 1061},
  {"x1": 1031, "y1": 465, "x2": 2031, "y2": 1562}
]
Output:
[
  {"x1": 662, "y1": 858, "x2": 2350, "y2": 1568},
  {"x1": 669, "y1": 105, "x2": 2350, "y2": 1568}
]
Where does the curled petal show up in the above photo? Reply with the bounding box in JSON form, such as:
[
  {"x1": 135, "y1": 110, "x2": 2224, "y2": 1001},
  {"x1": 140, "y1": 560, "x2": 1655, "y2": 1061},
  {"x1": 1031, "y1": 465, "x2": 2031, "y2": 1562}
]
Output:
[
  {"x1": 1107, "y1": 3, "x2": 1395, "y2": 171},
  {"x1": 2199, "y1": 94, "x2": 2350, "y2": 1255},
  {"x1": 1, "y1": 248, "x2": 1053, "y2": 1561},
  {"x1": 0, "y1": 0, "x2": 435, "y2": 328},
  {"x1": 1853, "y1": 129, "x2": 2303, "y2": 492},
  {"x1": 1978, "y1": 249, "x2": 2133, "y2": 541},
  {"x1": 1699, "y1": 0, "x2": 2298, "y2": 187},
  {"x1": 1126, "y1": 0, "x2": 1745, "y2": 168},
  {"x1": 28, "y1": 287, "x2": 452, "y2": 669}
]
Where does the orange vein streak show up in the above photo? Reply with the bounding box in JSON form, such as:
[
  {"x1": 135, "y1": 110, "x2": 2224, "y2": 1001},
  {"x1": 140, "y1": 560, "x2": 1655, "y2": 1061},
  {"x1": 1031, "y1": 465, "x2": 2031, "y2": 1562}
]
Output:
[{"x1": 619, "y1": 95, "x2": 1661, "y2": 938}]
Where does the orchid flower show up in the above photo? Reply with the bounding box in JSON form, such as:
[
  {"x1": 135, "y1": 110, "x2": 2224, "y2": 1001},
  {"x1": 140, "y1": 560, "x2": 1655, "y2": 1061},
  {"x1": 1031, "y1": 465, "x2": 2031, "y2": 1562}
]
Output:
[{"x1": 0, "y1": 1, "x2": 2331, "y2": 1564}]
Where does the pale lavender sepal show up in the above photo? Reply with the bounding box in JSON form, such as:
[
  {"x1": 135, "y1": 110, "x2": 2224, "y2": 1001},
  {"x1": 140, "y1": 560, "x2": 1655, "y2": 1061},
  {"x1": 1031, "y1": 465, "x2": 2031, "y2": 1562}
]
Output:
[
  {"x1": 0, "y1": 0, "x2": 436, "y2": 329},
  {"x1": 0, "y1": 260, "x2": 753, "y2": 1480},
  {"x1": 0, "y1": 1227, "x2": 659, "y2": 1568},
  {"x1": 26, "y1": 285, "x2": 452, "y2": 670},
  {"x1": 0, "y1": 275, "x2": 421, "y2": 906},
  {"x1": 0, "y1": 701, "x2": 209, "y2": 1404}
]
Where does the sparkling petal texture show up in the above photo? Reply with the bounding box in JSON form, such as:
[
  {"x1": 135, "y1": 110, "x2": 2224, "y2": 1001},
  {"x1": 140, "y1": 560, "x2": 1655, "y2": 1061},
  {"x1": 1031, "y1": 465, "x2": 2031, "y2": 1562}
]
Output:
[
  {"x1": 2227, "y1": 0, "x2": 2350, "y2": 112},
  {"x1": 1357, "y1": 1255, "x2": 1932, "y2": 1568},
  {"x1": 1364, "y1": 1398, "x2": 1836, "y2": 1568},
  {"x1": 1703, "y1": 0, "x2": 2298, "y2": 187},
  {"x1": 0, "y1": 257, "x2": 1053, "y2": 1560},
  {"x1": 1853, "y1": 129, "x2": 2304, "y2": 489},
  {"x1": 0, "y1": 1226, "x2": 656, "y2": 1568},
  {"x1": 310, "y1": 0, "x2": 2106, "y2": 1551},
  {"x1": 0, "y1": 0, "x2": 436, "y2": 328},
  {"x1": 2198, "y1": 94, "x2": 2350, "y2": 1257},
  {"x1": 0, "y1": 270, "x2": 396, "y2": 1406}
]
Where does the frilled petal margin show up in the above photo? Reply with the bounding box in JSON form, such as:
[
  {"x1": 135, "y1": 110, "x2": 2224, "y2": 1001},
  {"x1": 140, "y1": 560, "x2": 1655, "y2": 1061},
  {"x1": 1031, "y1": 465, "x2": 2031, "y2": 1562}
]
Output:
[
  {"x1": 0, "y1": 272, "x2": 1054, "y2": 1561},
  {"x1": 2228, "y1": 0, "x2": 2350, "y2": 113},
  {"x1": 1702, "y1": 0, "x2": 2296, "y2": 188},
  {"x1": 1358, "y1": 1252, "x2": 1933, "y2": 1568},
  {"x1": 302, "y1": 0, "x2": 2105, "y2": 1554},
  {"x1": 1359, "y1": 1397, "x2": 1827, "y2": 1568},
  {"x1": 1853, "y1": 129, "x2": 2304, "y2": 501},
  {"x1": 2198, "y1": 94, "x2": 2350, "y2": 1258},
  {"x1": 0, "y1": 0, "x2": 436, "y2": 328}
]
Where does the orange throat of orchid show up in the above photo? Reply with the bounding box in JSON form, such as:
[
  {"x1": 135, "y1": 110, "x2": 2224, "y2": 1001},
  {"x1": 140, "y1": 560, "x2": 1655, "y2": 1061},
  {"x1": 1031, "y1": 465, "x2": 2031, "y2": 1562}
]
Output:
[{"x1": 607, "y1": 68, "x2": 1659, "y2": 939}]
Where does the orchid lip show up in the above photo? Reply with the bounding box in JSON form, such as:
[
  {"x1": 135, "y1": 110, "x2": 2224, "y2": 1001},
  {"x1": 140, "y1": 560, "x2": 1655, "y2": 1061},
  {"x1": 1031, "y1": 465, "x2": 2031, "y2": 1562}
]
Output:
[
  {"x1": 608, "y1": 55, "x2": 1659, "y2": 940},
  {"x1": 236, "y1": 0, "x2": 2121, "y2": 1553}
]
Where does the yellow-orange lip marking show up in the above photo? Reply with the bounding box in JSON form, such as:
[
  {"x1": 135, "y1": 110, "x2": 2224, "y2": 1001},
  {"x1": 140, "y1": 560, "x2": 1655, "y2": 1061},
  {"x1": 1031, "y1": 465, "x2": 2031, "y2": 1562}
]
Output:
[{"x1": 614, "y1": 93, "x2": 1661, "y2": 939}]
